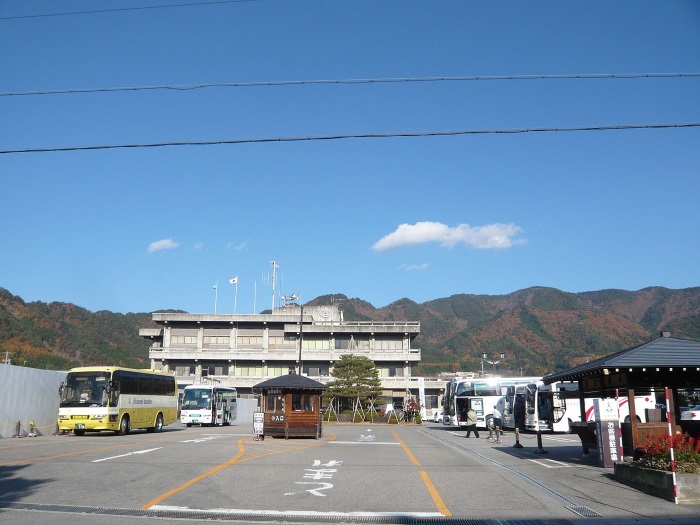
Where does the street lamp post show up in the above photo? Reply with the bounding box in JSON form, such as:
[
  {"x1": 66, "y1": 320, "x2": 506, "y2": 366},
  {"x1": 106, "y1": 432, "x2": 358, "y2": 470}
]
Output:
[{"x1": 483, "y1": 352, "x2": 506, "y2": 376}]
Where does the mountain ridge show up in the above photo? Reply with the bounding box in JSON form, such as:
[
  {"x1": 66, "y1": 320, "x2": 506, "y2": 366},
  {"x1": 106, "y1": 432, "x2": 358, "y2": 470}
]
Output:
[{"x1": 2, "y1": 286, "x2": 699, "y2": 376}]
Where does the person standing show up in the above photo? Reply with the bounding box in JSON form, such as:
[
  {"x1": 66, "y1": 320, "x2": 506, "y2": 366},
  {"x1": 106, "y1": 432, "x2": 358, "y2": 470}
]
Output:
[
  {"x1": 465, "y1": 407, "x2": 479, "y2": 438},
  {"x1": 492, "y1": 405, "x2": 503, "y2": 444}
]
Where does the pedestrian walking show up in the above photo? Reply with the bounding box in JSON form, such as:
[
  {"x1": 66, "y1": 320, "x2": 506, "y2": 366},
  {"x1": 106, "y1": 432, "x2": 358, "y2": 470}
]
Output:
[
  {"x1": 492, "y1": 405, "x2": 502, "y2": 444},
  {"x1": 464, "y1": 407, "x2": 479, "y2": 438}
]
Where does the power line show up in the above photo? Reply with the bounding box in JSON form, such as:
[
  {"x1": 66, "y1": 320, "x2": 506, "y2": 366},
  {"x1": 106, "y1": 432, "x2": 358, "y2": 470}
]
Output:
[
  {"x1": 0, "y1": 0, "x2": 261, "y2": 21},
  {"x1": 2, "y1": 72, "x2": 698, "y2": 98},
  {"x1": 2, "y1": 122, "x2": 698, "y2": 155}
]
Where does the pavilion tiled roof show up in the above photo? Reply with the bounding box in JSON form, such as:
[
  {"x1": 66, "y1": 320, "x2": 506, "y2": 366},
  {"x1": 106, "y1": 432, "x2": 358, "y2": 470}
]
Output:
[
  {"x1": 542, "y1": 335, "x2": 700, "y2": 384},
  {"x1": 253, "y1": 373, "x2": 327, "y2": 391}
]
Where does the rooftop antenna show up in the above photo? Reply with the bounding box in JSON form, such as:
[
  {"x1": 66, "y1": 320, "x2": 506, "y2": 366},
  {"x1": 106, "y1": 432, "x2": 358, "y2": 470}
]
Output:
[
  {"x1": 269, "y1": 260, "x2": 279, "y2": 311},
  {"x1": 282, "y1": 293, "x2": 299, "y2": 307}
]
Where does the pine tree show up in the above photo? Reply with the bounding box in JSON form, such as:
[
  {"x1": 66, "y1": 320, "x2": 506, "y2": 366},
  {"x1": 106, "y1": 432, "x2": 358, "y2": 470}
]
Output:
[{"x1": 325, "y1": 354, "x2": 383, "y2": 411}]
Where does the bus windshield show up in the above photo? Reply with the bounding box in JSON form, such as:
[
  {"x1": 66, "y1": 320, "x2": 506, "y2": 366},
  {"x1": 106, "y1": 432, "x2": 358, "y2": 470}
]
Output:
[
  {"x1": 472, "y1": 382, "x2": 500, "y2": 397},
  {"x1": 182, "y1": 388, "x2": 213, "y2": 410},
  {"x1": 60, "y1": 371, "x2": 110, "y2": 407}
]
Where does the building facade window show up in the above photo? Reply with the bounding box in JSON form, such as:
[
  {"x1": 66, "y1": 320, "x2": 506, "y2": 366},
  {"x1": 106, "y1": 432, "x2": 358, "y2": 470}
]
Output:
[
  {"x1": 302, "y1": 365, "x2": 329, "y2": 377},
  {"x1": 379, "y1": 366, "x2": 404, "y2": 377},
  {"x1": 175, "y1": 365, "x2": 196, "y2": 376},
  {"x1": 302, "y1": 337, "x2": 330, "y2": 350},
  {"x1": 201, "y1": 364, "x2": 229, "y2": 376},
  {"x1": 237, "y1": 336, "x2": 263, "y2": 346},
  {"x1": 235, "y1": 365, "x2": 263, "y2": 376},
  {"x1": 267, "y1": 366, "x2": 288, "y2": 376},
  {"x1": 375, "y1": 338, "x2": 404, "y2": 350},
  {"x1": 171, "y1": 335, "x2": 197, "y2": 345},
  {"x1": 203, "y1": 336, "x2": 230, "y2": 346},
  {"x1": 334, "y1": 336, "x2": 370, "y2": 350},
  {"x1": 268, "y1": 336, "x2": 285, "y2": 348}
]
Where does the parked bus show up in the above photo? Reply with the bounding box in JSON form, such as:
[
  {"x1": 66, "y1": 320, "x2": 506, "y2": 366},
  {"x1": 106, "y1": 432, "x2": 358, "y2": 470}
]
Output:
[
  {"x1": 180, "y1": 384, "x2": 237, "y2": 427},
  {"x1": 442, "y1": 376, "x2": 540, "y2": 429},
  {"x1": 57, "y1": 366, "x2": 178, "y2": 436},
  {"x1": 503, "y1": 380, "x2": 657, "y2": 433}
]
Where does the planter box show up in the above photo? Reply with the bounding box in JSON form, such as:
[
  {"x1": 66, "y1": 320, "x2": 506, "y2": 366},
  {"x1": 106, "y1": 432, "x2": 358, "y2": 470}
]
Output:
[{"x1": 614, "y1": 462, "x2": 700, "y2": 504}]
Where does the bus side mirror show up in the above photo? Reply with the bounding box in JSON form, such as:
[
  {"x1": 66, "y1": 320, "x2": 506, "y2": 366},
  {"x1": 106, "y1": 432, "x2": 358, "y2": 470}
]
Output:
[
  {"x1": 559, "y1": 387, "x2": 567, "y2": 401},
  {"x1": 58, "y1": 382, "x2": 64, "y2": 397}
]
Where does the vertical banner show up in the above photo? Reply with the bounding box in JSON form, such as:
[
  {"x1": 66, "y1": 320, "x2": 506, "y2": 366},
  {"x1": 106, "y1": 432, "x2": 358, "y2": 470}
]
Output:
[{"x1": 593, "y1": 398, "x2": 620, "y2": 467}]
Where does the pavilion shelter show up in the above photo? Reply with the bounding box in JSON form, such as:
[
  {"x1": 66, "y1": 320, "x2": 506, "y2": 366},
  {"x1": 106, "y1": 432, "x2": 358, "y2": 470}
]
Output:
[
  {"x1": 542, "y1": 333, "x2": 700, "y2": 457},
  {"x1": 253, "y1": 373, "x2": 327, "y2": 439}
]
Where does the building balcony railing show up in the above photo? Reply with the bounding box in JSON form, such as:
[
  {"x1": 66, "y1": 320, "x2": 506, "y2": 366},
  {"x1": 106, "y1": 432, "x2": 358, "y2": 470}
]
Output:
[{"x1": 149, "y1": 346, "x2": 421, "y2": 362}]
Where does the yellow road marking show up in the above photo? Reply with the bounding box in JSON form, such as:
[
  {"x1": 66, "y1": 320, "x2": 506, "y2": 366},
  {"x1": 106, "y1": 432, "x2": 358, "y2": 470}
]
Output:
[
  {"x1": 389, "y1": 428, "x2": 452, "y2": 517},
  {"x1": 140, "y1": 433, "x2": 336, "y2": 509}
]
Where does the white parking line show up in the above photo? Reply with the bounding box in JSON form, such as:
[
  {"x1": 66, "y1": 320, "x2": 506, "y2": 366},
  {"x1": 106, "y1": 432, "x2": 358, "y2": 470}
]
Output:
[
  {"x1": 330, "y1": 441, "x2": 400, "y2": 445},
  {"x1": 92, "y1": 447, "x2": 162, "y2": 463},
  {"x1": 151, "y1": 504, "x2": 442, "y2": 518},
  {"x1": 528, "y1": 458, "x2": 573, "y2": 468}
]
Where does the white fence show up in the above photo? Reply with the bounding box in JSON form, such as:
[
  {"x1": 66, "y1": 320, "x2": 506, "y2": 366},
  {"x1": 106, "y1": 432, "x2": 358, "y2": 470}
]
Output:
[
  {"x1": 0, "y1": 364, "x2": 260, "y2": 438},
  {"x1": 235, "y1": 397, "x2": 258, "y2": 426},
  {"x1": 0, "y1": 364, "x2": 66, "y2": 438}
]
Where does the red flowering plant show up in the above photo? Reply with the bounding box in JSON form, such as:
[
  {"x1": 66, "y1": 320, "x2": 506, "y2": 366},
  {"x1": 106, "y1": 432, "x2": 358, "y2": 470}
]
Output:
[{"x1": 637, "y1": 433, "x2": 700, "y2": 473}]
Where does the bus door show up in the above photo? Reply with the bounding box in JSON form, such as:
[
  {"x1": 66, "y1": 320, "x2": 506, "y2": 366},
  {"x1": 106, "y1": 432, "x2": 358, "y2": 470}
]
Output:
[
  {"x1": 552, "y1": 387, "x2": 567, "y2": 423},
  {"x1": 455, "y1": 397, "x2": 470, "y2": 425}
]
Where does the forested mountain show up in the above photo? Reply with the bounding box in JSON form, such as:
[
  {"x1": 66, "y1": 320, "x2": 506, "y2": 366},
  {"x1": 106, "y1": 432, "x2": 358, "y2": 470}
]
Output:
[
  {"x1": 2, "y1": 286, "x2": 699, "y2": 377},
  {"x1": 307, "y1": 287, "x2": 700, "y2": 376}
]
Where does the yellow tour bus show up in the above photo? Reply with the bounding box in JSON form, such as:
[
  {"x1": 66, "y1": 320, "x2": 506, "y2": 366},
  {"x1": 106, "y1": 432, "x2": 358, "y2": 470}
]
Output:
[{"x1": 57, "y1": 366, "x2": 178, "y2": 436}]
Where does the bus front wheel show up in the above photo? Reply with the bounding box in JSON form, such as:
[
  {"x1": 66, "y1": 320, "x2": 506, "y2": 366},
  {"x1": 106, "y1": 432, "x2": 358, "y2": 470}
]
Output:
[{"x1": 117, "y1": 416, "x2": 130, "y2": 436}]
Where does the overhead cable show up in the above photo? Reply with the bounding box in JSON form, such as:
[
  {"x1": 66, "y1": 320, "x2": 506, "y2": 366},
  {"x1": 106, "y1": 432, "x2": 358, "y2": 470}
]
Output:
[
  {"x1": 2, "y1": 72, "x2": 699, "y2": 98},
  {"x1": 0, "y1": 0, "x2": 260, "y2": 21},
  {"x1": 2, "y1": 122, "x2": 698, "y2": 155}
]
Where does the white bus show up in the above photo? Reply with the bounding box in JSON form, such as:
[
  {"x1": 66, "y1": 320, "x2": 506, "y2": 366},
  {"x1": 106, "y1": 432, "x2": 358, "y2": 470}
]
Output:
[
  {"x1": 180, "y1": 385, "x2": 237, "y2": 427},
  {"x1": 58, "y1": 366, "x2": 178, "y2": 436},
  {"x1": 442, "y1": 376, "x2": 540, "y2": 429},
  {"x1": 503, "y1": 380, "x2": 657, "y2": 433}
]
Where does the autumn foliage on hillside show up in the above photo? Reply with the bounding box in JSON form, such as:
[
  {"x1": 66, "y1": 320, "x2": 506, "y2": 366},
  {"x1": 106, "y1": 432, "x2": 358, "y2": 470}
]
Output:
[
  {"x1": 2, "y1": 286, "x2": 700, "y2": 375},
  {"x1": 310, "y1": 287, "x2": 700, "y2": 377}
]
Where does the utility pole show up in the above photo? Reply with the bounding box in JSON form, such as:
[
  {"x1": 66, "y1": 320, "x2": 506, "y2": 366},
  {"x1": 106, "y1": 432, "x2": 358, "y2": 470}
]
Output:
[{"x1": 297, "y1": 305, "x2": 304, "y2": 374}]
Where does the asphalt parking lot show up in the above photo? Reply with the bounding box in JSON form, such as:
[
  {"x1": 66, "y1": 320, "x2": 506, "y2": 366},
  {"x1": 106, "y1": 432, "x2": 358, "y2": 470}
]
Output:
[{"x1": 1, "y1": 421, "x2": 699, "y2": 525}]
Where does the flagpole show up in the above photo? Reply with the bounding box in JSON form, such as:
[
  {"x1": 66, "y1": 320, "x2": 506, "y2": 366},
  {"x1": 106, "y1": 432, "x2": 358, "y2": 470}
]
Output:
[
  {"x1": 234, "y1": 281, "x2": 238, "y2": 314},
  {"x1": 214, "y1": 282, "x2": 218, "y2": 313},
  {"x1": 253, "y1": 281, "x2": 257, "y2": 314}
]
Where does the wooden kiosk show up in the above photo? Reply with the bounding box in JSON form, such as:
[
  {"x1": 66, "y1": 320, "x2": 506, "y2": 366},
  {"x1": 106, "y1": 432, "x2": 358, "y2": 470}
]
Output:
[{"x1": 253, "y1": 373, "x2": 327, "y2": 439}]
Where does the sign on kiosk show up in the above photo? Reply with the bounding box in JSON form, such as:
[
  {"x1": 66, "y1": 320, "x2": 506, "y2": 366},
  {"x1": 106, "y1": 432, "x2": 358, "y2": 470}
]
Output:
[{"x1": 253, "y1": 412, "x2": 264, "y2": 441}]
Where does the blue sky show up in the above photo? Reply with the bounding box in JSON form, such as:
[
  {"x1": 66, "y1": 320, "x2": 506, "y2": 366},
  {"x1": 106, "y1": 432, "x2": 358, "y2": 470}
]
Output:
[{"x1": 1, "y1": 1, "x2": 699, "y2": 315}]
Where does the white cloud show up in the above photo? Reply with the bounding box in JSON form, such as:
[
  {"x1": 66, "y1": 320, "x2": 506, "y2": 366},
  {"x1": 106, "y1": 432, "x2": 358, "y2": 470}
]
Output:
[
  {"x1": 226, "y1": 241, "x2": 248, "y2": 251},
  {"x1": 372, "y1": 221, "x2": 524, "y2": 251},
  {"x1": 147, "y1": 238, "x2": 180, "y2": 254},
  {"x1": 399, "y1": 263, "x2": 430, "y2": 271}
]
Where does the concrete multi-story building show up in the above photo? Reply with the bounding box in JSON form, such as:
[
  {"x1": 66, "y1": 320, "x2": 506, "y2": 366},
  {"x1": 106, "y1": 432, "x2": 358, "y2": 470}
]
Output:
[{"x1": 139, "y1": 303, "x2": 444, "y2": 409}]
